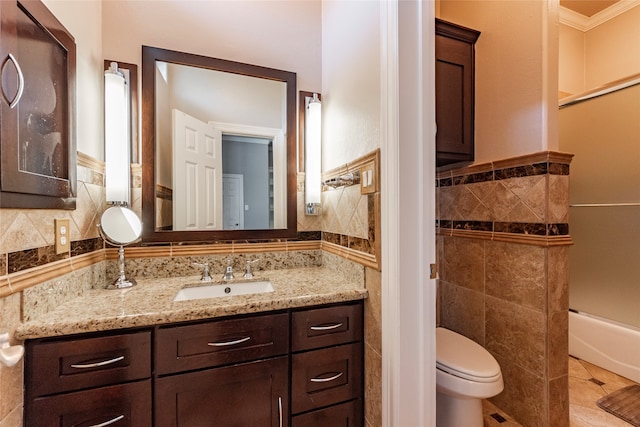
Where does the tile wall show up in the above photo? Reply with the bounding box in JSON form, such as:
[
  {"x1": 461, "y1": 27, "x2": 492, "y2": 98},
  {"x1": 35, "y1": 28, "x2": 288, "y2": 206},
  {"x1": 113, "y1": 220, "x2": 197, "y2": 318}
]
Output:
[{"x1": 437, "y1": 151, "x2": 573, "y2": 427}]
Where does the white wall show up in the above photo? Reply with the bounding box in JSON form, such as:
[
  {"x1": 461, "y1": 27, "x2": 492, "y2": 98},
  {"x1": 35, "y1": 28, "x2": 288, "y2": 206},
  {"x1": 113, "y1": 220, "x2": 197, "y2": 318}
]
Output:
[
  {"x1": 43, "y1": 0, "x2": 103, "y2": 160},
  {"x1": 559, "y1": 24, "x2": 585, "y2": 95},
  {"x1": 102, "y1": 0, "x2": 321, "y2": 93},
  {"x1": 559, "y1": 5, "x2": 640, "y2": 96},
  {"x1": 321, "y1": 0, "x2": 381, "y2": 170},
  {"x1": 438, "y1": 0, "x2": 560, "y2": 162},
  {"x1": 585, "y1": 5, "x2": 640, "y2": 88}
]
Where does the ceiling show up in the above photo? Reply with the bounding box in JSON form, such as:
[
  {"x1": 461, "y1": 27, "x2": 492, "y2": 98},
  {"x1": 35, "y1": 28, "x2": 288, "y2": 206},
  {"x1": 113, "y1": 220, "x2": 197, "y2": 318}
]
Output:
[{"x1": 560, "y1": 0, "x2": 620, "y2": 17}]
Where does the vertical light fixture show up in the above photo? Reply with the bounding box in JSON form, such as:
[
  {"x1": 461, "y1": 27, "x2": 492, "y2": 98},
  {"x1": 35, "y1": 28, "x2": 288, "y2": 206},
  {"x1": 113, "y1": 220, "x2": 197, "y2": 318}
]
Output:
[
  {"x1": 104, "y1": 62, "x2": 130, "y2": 206},
  {"x1": 305, "y1": 93, "x2": 321, "y2": 215}
]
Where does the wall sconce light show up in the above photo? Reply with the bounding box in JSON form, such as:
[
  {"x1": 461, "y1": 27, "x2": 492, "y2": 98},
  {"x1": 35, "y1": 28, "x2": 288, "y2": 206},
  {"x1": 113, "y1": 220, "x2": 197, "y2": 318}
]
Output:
[
  {"x1": 104, "y1": 62, "x2": 130, "y2": 206},
  {"x1": 305, "y1": 93, "x2": 322, "y2": 215}
]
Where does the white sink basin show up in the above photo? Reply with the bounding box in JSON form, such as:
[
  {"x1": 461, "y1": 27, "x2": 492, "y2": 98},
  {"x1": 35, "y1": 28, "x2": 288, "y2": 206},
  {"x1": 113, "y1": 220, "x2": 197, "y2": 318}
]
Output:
[{"x1": 173, "y1": 280, "x2": 274, "y2": 302}]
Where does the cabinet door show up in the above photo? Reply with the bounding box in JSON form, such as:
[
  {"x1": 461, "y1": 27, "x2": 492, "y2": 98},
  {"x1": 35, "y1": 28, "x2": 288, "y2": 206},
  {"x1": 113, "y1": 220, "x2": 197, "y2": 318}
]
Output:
[
  {"x1": 0, "y1": 0, "x2": 76, "y2": 208},
  {"x1": 292, "y1": 399, "x2": 363, "y2": 427},
  {"x1": 155, "y1": 356, "x2": 289, "y2": 427},
  {"x1": 435, "y1": 19, "x2": 480, "y2": 167},
  {"x1": 26, "y1": 380, "x2": 151, "y2": 427}
]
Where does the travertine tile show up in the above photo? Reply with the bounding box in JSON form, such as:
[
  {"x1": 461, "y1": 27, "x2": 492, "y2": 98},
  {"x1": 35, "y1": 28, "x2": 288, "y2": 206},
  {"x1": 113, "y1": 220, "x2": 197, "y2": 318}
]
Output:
[
  {"x1": 453, "y1": 186, "x2": 482, "y2": 220},
  {"x1": 0, "y1": 213, "x2": 47, "y2": 254},
  {"x1": 578, "y1": 360, "x2": 636, "y2": 394},
  {"x1": 491, "y1": 354, "x2": 546, "y2": 427},
  {"x1": 569, "y1": 356, "x2": 591, "y2": 380},
  {"x1": 0, "y1": 293, "x2": 23, "y2": 423},
  {"x1": 439, "y1": 280, "x2": 485, "y2": 345},
  {"x1": 364, "y1": 342, "x2": 382, "y2": 427},
  {"x1": 364, "y1": 267, "x2": 381, "y2": 355},
  {"x1": 569, "y1": 376, "x2": 607, "y2": 409},
  {"x1": 0, "y1": 405, "x2": 22, "y2": 427},
  {"x1": 549, "y1": 375, "x2": 569, "y2": 427},
  {"x1": 484, "y1": 182, "x2": 521, "y2": 221},
  {"x1": 548, "y1": 246, "x2": 570, "y2": 313},
  {"x1": 549, "y1": 311, "x2": 569, "y2": 379},
  {"x1": 569, "y1": 357, "x2": 640, "y2": 427},
  {"x1": 440, "y1": 236, "x2": 484, "y2": 292},
  {"x1": 548, "y1": 175, "x2": 570, "y2": 224},
  {"x1": 485, "y1": 296, "x2": 546, "y2": 374},
  {"x1": 485, "y1": 241, "x2": 546, "y2": 311},
  {"x1": 483, "y1": 400, "x2": 523, "y2": 426}
]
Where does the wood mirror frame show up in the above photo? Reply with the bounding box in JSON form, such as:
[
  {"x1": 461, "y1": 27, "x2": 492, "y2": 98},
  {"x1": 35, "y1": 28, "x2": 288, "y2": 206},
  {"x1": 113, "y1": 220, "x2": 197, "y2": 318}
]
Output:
[{"x1": 141, "y1": 46, "x2": 297, "y2": 243}]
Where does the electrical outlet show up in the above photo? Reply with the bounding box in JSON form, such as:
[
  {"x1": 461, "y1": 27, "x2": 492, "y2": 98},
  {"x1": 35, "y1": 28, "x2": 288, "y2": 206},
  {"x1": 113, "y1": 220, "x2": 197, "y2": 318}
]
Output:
[
  {"x1": 360, "y1": 161, "x2": 377, "y2": 194},
  {"x1": 55, "y1": 219, "x2": 70, "y2": 254}
]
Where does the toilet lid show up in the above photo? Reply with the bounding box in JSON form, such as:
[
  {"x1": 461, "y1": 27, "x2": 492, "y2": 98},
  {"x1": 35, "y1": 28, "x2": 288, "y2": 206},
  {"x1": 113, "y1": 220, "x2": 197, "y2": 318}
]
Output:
[{"x1": 436, "y1": 327, "x2": 502, "y2": 383}]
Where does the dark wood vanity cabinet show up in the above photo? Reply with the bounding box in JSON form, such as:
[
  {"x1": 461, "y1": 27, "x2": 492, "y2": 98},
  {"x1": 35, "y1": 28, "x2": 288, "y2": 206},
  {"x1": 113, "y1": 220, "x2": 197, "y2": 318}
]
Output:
[
  {"x1": 291, "y1": 302, "x2": 364, "y2": 426},
  {"x1": 435, "y1": 19, "x2": 480, "y2": 168},
  {"x1": 154, "y1": 312, "x2": 290, "y2": 426},
  {"x1": 0, "y1": 0, "x2": 77, "y2": 209},
  {"x1": 24, "y1": 330, "x2": 152, "y2": 426},
  {"x1": 24, "y1": 301, "x2": 365, "y2": 427}
]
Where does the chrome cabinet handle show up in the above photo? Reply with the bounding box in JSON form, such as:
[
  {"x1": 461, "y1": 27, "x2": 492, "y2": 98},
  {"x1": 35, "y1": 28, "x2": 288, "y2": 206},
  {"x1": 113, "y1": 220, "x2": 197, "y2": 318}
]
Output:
[
  {"x1": 207, "y1": 336, "x2": 251, "y2": 347},
  {"x1": 4, "y1": 54, "x2": 25, "y2": 109},
  {"x1": 310, "y1": 372, "x2": 343, "y2": 383},
  {"x1": 278, "y1": 396, "x2": 283, "y2": 427},
  {"x1": 310, "y1": 322, "x2": 343, "y2": 331},
  {"x1": 70, "y1": 355, "x2": 125, "y2": 369},
  {"x1": 88, "y1": 415, "x2": 124, "y2": 427}
]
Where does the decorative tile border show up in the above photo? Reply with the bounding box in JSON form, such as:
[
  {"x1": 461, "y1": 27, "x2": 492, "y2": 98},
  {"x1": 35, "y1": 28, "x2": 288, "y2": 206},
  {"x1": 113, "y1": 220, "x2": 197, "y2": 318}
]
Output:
[{"x1": 436, "y1": 151, "x2": 574, "y2": 247}]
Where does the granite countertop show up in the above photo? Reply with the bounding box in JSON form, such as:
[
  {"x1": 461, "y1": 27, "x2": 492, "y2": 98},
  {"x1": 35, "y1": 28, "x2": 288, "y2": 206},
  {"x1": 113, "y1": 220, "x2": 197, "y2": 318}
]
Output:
[{"x1": 15, "y1": 267, "x2": 367, "y2": 340}]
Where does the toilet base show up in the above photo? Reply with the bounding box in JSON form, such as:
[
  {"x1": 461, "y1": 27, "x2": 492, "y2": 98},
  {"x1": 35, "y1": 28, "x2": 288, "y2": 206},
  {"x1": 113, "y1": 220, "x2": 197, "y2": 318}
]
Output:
[{"x1": 436, "y1": 391, "x2": 483, "y2": 427}]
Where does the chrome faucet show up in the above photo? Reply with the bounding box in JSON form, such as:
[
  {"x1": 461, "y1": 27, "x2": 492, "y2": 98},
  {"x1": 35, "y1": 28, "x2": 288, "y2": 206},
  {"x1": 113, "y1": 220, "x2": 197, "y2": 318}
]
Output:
[{"x1": 222, "y1": 259, "x2": 235, "y2": 281}]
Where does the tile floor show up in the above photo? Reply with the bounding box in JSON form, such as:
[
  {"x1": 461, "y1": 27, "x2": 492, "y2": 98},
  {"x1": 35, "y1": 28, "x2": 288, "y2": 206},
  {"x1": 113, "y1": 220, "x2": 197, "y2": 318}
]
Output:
[{"x1": 480, "y1": 357, "x2": 639, "y2": 427}]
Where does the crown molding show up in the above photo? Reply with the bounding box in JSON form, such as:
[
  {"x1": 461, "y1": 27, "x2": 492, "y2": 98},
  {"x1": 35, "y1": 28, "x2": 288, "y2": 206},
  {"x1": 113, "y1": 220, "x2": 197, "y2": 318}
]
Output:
[{"x1": 560, "y1": 1, "x2": 640, "y2": 31}]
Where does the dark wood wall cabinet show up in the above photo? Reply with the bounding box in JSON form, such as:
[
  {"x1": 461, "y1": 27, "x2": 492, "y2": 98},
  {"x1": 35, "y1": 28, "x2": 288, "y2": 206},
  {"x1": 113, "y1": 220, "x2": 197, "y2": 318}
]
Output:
[
  {"x1": 0, "y1": 0, "x2": 76, "y2": 209},
  {"x1": 435, "y1": 18, "x2": 480, "y2": 168},
  {"x1": 25, "y1": 301, "x2": 364, "y2": 427}
]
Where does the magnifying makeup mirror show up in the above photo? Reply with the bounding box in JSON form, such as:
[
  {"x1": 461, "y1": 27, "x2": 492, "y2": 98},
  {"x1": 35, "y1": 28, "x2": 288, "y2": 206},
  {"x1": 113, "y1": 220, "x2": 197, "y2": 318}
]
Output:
[{"x1": 98, "y1": 206, "x2": 142, "y2": 289}]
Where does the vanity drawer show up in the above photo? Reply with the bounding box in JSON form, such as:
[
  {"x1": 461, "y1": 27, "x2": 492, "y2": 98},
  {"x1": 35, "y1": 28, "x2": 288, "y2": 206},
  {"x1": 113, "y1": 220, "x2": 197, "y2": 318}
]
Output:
[
  {"x1": 291, "y1": 342, "x2": 363, "y2": 414},
  {"x1": 292, "y1": 301, "x2": 363, "y2": 351},
  {"x1": 26, "y1": 330, "x2": 151, "y2": 397},
  {"x1": 155, "y1": 312, "x2": 289, "y2": 375},
  {"x1": 26, "y1": 379, "x2": 151, "y2": 427},
  {"x1": 291, "y1": 399, "x2": 363, "y2": 427}
]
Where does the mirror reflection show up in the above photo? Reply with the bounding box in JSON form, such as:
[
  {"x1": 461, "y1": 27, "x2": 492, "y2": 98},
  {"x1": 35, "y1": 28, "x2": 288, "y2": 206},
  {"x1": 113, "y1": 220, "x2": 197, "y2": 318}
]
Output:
[{"x1": 141, "y1": 46, "x2": 297, "y2": 243}]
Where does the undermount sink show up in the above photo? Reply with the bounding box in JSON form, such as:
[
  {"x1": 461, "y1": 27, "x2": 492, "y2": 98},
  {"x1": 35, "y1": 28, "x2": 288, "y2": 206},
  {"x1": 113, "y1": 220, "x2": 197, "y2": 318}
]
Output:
[{"x1": 173, "y1": 280, "x2": 274, "y2": 302}]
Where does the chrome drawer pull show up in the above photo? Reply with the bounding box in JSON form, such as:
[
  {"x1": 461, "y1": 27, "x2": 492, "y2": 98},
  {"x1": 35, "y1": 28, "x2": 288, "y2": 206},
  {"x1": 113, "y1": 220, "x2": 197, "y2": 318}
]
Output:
[
  {"x1": 207, "y1": 336, "x2": 251, "y2": 347},
  {"x1": 70, "y1": 355, "x2": 125, "y2": 369},
  {"x1": 310, "y1": 322, "x2": 343, "y2": 331},
  {"x1": 88, "y1": 415, "x2": 124, "y2": 427},
  {"x1": 278, "y1": 396, "x2": 283, "y2": 427},
  {"x1": 310, "y1": 372, "x2": 343, "y2": 383}
]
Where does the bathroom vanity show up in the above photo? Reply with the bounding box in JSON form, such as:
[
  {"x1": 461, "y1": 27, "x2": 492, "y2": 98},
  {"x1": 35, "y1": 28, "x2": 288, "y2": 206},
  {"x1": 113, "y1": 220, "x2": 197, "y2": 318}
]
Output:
[{"x1": 18, "y1": 268, "x2": 367, "y2": 426}]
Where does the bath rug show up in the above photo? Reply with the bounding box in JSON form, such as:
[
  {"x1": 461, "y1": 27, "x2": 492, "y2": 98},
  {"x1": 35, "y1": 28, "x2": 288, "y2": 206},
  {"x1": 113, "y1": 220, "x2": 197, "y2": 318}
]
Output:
[{"x1": 597, "y1": 384, "x2": 640, "y2": 426}]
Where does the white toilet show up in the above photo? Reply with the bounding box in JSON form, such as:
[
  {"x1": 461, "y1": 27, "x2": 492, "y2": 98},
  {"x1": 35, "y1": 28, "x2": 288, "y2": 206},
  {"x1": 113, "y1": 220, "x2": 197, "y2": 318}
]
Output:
[{"x1": 436, "y1": 327, "x2": 504, "y2": 427}]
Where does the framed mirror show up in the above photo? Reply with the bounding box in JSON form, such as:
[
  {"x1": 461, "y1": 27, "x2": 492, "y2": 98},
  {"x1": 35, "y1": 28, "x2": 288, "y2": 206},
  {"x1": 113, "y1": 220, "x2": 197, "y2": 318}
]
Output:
[{"x1": 141, "y1": 46, "x2": 297, "y2": 243}]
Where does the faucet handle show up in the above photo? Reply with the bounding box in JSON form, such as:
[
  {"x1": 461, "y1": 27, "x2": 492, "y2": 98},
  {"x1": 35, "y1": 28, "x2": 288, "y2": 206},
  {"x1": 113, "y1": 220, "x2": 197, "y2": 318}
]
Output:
[
  {"x1": 243, "y1": 258, "x2": 261, "y2": 279},
  {"x1": 193, "y1": 262, "x2": 213, "y2": 282},
  {"x1": 223, "y1": 258, "x2": 235, "y2": 281}
]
